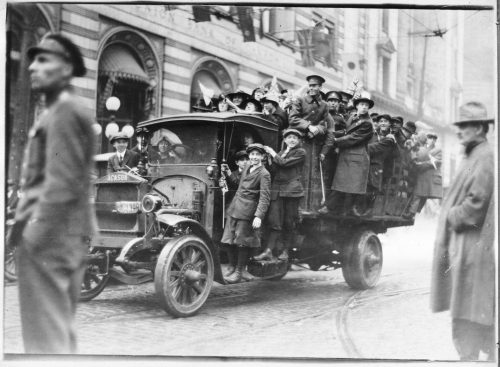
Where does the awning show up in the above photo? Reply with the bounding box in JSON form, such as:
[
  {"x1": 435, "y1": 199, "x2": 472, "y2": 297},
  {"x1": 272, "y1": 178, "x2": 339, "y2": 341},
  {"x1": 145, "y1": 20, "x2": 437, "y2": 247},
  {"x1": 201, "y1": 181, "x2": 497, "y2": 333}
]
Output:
[{"x1": 99, "y1": 44, "x2": 150, "y2": 84}]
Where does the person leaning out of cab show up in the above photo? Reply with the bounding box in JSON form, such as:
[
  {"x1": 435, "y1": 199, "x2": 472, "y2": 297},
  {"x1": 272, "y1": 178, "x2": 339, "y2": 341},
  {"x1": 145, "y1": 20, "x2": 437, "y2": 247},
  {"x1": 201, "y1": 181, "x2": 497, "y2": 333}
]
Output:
[
  {"x1": 221, "y1": 143, "x2": 271, "y2": 284},
  {"x1": 254, "y1": 129, "x2": 306, "y2": 262}
]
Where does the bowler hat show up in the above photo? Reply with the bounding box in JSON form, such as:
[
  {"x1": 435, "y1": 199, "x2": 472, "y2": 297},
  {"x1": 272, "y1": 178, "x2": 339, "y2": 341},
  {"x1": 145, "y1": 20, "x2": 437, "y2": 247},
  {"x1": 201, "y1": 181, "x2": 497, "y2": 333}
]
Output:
[
  {"x1": 306, "y1": 75, "x2": 326, "y2": 84},
  {"x1": 241, "y1": 97, "x2": 263, "y2": 112},
  {"x1": 453, "y1": 101, "x2": 494, "y2": 126},
  {"x1": 325, "y1": 91, "x2": 341, "y2": 101},
  {"x1": 246, "y1": 143, "x2": 266, "y2": 155},
  {"x1": 234, "y1": 150, "x2": 249, "y2": 161},
  {"x1": 109, "y1": 132, "x2": 130, "y2": 144},
  {"x1": 283, "y1": 128, "x2": 303, "y2": 139},
  {"x1": 353, "y1": 97, "x2": 374, "y2": 109},
  {"x1": 28, "y1": 33, "x2": 86, "y2": 77},
  {"x1": 402, "y1": 121, "x2": 417, "y2": 135}
]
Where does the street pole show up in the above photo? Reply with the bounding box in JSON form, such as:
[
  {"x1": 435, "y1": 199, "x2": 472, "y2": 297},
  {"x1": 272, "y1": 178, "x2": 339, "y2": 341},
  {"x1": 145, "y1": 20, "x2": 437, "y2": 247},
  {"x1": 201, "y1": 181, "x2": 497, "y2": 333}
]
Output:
[{"x1": 416, "y1": 35, "x2": 429, "y2": 120}]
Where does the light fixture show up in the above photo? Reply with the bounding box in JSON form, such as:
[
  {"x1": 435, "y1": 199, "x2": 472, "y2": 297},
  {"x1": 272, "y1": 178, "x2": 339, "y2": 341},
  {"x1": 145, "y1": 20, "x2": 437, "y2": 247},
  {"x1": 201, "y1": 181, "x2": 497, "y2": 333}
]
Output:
[{"x1": 105, "y1": 96, "x2": 121, "y2": 112}]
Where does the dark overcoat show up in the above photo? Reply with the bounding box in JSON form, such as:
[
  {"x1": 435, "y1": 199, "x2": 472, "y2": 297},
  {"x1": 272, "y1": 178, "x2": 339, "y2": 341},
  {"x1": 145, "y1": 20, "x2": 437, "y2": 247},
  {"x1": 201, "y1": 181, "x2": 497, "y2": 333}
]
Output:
[
  {"x1": 107, "y1": 149, "x2": 140, "y2": 174},
  {"x1": 227, "y1": 165, "x2": 271, "y2": 220},
  {"x1": 288, "y1": 94, "x2": 333, "y2": 209},
  {"x1": 269, "y1": 146, "x2": 306, "y2": 200},
  {"x1": 322, "y1": 113, "x2": 374, "y2": 194},
  {"x1": 430, "y1": 140, "x2": 495, "y2": 326},
  {"x1": 15, "y1": 89, "x2": 98, "y2": 237},
  {"x1": 413, "y1": 146, "x2": 443, "y2": 198},
  {"x1": 367, "y1": 135, "x2": 397, "y2": 191}
]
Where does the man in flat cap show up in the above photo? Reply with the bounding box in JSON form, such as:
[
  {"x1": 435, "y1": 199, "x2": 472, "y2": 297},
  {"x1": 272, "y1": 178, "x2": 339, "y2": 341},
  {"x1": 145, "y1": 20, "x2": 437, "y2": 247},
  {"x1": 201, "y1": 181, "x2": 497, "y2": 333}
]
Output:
[
  {"x1": 430, "y1": 102, "x2": 495, "y2": 361},
  {"x1": 288, "y1": 75, "x2": 334, "y2": 210},
  {"x1": 13, "y1": 33, "x2": 97, "y2": 353},
  {"x1": 107, "y1": 132, "x2": 140, "y2": 175}
]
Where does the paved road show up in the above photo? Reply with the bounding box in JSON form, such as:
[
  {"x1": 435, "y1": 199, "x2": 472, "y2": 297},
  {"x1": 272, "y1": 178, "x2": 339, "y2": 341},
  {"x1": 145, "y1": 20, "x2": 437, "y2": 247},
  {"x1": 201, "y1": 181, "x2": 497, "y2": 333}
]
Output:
[{"x1": 2, "y1": 216, "x2": 493, "y2": 363}]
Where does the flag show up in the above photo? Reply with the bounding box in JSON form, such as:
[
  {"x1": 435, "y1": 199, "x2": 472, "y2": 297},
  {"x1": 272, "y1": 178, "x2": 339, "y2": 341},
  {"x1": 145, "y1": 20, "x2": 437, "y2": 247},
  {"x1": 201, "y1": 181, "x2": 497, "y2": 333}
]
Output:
[
  {"x1": 198, "y1": 81, "x2": 214, "y2": 106},
  {"x1": 297, "y1": 29, "x2": 314, "y2": 67},
  {"x1": 192, "y1": 5, "x2": 211, "y2": 22},
  {"x1": 268, "y1": 76, "x2": 280, "y2": 96},
  {"x1": 237, "y1": 6, "x2": 256, "y2": 42}
]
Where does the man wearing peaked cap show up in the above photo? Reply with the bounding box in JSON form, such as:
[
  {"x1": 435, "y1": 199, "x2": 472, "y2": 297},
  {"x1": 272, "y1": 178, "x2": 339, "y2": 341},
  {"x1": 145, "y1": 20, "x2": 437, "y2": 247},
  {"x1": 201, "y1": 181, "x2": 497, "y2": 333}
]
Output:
[
  {"x1": 431, "y1": 101, "x2": 495, "y2": 360},
  {"x1": 13, "y1": 33, "x2": 96, "y2": 353},
  {"x1": 107, "y1": 132, "x2": 140, "y2": 174},
  {"x1": 261, "y1": 94, "x2": 288, "y2": 140},
  {"x1": 288, "y1": 74, "x2": 334, "y2": 210}
]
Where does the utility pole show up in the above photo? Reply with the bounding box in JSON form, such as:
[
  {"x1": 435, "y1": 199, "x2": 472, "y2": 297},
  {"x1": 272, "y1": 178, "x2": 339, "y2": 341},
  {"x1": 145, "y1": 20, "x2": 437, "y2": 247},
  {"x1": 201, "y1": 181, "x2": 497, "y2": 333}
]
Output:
[{"x1": 408, "y1": 28, "x2": 448, "y2": 120}]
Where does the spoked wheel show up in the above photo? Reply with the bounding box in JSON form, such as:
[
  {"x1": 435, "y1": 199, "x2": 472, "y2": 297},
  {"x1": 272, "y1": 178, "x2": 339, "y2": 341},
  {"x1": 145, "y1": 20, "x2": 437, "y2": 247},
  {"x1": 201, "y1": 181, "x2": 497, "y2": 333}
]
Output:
[
  {"x1": 342, "y1": 230, "x2": 383, "y2": 289},
  {"x1": 154, "y1": 235, "x2": 214, "y2": 317},
  {"x1": 80, "y1": 249, "x2": 110, "y2": 302}
]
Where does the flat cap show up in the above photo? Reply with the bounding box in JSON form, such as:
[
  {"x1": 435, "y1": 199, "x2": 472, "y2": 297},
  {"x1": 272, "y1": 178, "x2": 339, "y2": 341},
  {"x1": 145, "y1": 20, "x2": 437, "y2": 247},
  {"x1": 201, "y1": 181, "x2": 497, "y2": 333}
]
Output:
[
  {"x1": 28, "y1": 33, "x2": 86, "y2": 77},
  {"x1": 246, "y1": 143, "x2": 266, "y2": 154},
  {"x1": 283, "y1": 128, "x2": 303, "y2": 139},
  {"x1": 109, "y1": 132, "x2": 130, "y2": 144}
]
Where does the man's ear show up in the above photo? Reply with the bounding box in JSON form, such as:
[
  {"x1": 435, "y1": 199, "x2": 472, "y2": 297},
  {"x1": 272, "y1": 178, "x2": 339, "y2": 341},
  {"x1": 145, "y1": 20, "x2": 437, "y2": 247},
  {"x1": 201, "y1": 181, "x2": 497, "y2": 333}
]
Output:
[{"x1": 62, "y1": 61, "x2": 74, "y2": 79}]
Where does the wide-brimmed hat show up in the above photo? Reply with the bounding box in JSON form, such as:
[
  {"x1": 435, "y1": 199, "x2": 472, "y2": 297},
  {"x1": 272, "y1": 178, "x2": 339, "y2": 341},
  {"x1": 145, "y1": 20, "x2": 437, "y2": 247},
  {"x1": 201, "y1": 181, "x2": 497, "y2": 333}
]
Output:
[
  {"x1": 261, "y1": 94, "x2": 280, "y2": 108},
  {"x1": 28, "y1": 33, "x2": 86, "y2": 77},
  {"x1": 402, "y1": 121, "x2": 417, "y2": 135},
  {"x1": 353, "y1": 97, "x2": 374, "y2": 109},
  {"x1": 227, "y1": 90, "x2": 251, "y2": 102},
  {"x1": 453, "y1": 101, "x2": 494, "y2": 126},
  {"x1": 306, "y1": 75, "x2": 326, "y2": 84},
  {"x1": 109, "y1": 132, "x2": 130, "y2": 144},
  {"x1": 241, "y1": 97, "x2": 263, "y2": 112},
  {"x1": 246, "y1": 143, "x2": 266, "y2": 155},
  {"x1": 283, "y1": 128, "x2": 303, "y2": 139},
  {"x1": 234, "y1": 150, "x2": 249, "y2": 161},
  {"x1": 325, "y1": 91, "x2": 342, "y2": 101}
]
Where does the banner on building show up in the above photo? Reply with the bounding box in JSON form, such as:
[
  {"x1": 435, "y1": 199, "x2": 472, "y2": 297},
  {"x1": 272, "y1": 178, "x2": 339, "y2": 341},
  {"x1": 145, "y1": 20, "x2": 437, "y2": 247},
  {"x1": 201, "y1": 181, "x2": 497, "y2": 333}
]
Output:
[
  {"x1": 312, "y1": 28, "x2": 337, "y2": 69},
  {"x1": 237, "y1": 7, "x2": 256, "y2": 42},
  {"x1": 297, "y1": 29, "x2": 315, "y2": 67},
  {"x1": 192, "y1": 6, "x2": 211, "y2": 22}
]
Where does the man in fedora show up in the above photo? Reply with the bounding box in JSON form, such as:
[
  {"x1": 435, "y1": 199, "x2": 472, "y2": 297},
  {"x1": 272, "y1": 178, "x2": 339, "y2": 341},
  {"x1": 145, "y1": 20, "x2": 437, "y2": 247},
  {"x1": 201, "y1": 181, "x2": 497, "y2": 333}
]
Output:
[
  {"x1": 318, "y1": 94, "x2": 374, "y2": 216},
  {"x1": 430, "y1": 102, "x2": 495, "y2": 361},
  {"x1": 13, "y1": 33, "x2": 98, "y2": 353},
  {"x1": 107, "y1": 132, "x2": 140, "y2": 175},
  {"x1": 288, "y1": 75, "x2": 334, "y2": 210}
]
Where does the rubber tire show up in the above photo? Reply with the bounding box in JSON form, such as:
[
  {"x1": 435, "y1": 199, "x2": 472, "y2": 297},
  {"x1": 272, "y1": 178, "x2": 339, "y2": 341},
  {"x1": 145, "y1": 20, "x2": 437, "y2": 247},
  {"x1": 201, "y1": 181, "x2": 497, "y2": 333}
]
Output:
[
  {"x1": 79, "y1": 249, "x2": 111, "y2": 302},
  {"x1": 154, "y1": 235, "x2": 214, "y2": 318},
  {"x1": 341, "y1": 230, "x2": 383, "y2": 289}
]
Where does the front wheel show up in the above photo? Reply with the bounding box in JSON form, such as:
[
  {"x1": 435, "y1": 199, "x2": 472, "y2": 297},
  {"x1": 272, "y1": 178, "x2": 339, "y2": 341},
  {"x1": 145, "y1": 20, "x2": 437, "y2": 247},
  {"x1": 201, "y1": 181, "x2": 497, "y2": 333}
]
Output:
[
  {"x1": 341, "y1": 230, "x2": 383, "y2": 289},
  {"x1": 80, "y1": 249, "x2": 110, "y2": 301},
  {"x1": 154, "y1": 235, "x2": 214, "y2": 317}
]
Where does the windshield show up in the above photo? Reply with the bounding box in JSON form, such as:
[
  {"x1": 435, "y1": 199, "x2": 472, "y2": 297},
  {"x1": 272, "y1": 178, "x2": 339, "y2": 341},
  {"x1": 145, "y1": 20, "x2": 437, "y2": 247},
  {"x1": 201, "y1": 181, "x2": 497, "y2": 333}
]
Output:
[{"x1": 147, "y1": 123, "x2": 217, "y2": 165}]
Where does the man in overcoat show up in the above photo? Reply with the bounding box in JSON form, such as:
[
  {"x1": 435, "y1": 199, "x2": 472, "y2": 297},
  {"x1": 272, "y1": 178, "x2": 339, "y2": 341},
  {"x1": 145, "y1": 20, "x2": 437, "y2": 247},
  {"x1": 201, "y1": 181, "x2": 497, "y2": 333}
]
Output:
[
  {"x1": 13, "y1": 34, "x2": 98, "y2": 353},
  {"x1": 323, "y1": 91, "x2": 346, "y2": 189},
  {"x1": 430, "y1": 102, "x2": 495, "y2": 360},
  {"x1": 318, "y1": 95, "x2": 374, "y2": 215},
  {"x1": 107, "y1": 132, "x2": 140, "y2": 174},
  {"x1": 288, "y1": 75, "x2": 334, "y2": 210},
  {"x1": 254, "y1": 129, "x2": 306, "y2": 261}
]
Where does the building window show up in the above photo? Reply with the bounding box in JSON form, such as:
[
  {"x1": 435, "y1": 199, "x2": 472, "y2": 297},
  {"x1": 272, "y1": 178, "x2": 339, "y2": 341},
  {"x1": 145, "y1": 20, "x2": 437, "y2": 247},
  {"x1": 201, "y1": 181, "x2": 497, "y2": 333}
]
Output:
[
  {"x1": 190, "y1": 59, "x2": 233, "y2": 112},
  {"x1": 261, "y1": 8, "x2": 295, "y2": 46}
]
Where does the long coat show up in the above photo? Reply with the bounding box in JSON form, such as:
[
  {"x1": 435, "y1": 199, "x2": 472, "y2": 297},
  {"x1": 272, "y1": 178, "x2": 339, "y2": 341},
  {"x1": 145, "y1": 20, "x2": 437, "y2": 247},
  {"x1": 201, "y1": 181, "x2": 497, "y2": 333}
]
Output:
[
  {"x1": 107, "y1": 149, "x2": 140, "y2": 175},
  {"x1": 430, "y1": 140, "x2": 495, "y2": 326},
  {"x1": 288, "y1": 94, "x2": 333, "y2": 209},
  {"x1": 227, "y1": 165, "x2": 271, "y2": 220},
  {"x1": 367, "y1": 135, "x2": 397, "y2": 191},
  {"x1": 322, "y1": 112, "x2": 374, "y2": 194},
  {"x1": 412, "y1": 146, "x2": 443, "y2": 198},
  {"x1": 268, "y1": 146, "x2": 306, "y2": 200}
]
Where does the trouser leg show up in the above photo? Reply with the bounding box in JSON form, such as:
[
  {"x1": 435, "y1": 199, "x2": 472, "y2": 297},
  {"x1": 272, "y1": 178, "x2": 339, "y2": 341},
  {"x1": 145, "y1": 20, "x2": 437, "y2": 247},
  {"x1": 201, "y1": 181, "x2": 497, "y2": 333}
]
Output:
[
  {"x1": 237, "y1": 247, "x2": 250, "y2": 269},
  {"x1": 225, "y1": 245, "x2": 237, "y2": 267},
  {"x1": 282, "y1": 198, "x2": 300, "y2": 250},
  {"x1": 326, "y1": 190, "x2": 345, "y2": 213},
  {"x1": 17, "y1": 235, "x2": 86, "y2": 354}
]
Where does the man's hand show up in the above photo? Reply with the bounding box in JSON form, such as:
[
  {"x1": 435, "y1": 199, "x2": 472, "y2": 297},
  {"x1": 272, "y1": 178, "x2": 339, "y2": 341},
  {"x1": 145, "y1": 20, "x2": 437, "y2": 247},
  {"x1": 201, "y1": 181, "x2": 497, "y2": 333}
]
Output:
[
  {"x1": 252, "y1": 217, "x2": 262, "y2": 229},
  {"x1": 264, "y1": 146, "x2": 277, "y2": 157},
  {"x1": 221, "y1": 163, "x2": 230, "y2": 175},
  {"x1": 319, "y1": 153, "x2": 325, "y2": 162},
  {"x1": 308, "y1": 125, "x2": 319, "y2": 135}
]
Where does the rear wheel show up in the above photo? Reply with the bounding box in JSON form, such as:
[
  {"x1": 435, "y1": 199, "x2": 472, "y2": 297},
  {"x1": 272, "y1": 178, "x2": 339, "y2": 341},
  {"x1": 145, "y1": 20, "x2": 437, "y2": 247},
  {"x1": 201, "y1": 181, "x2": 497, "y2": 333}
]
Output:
[
  {"x1": 154, "y1": 235, "x2": 214, "y2": 317},
  {"x1": 342, "y1": 230, "x2": 383, "y2": 289}
]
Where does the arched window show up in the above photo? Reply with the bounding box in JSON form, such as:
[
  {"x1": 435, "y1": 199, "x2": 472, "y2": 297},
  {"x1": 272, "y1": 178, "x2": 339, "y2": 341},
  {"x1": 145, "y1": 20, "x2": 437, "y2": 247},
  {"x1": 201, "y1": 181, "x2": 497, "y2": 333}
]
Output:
[{"x1": 190, "y1": 59, "x2": 233, "y2": 111}]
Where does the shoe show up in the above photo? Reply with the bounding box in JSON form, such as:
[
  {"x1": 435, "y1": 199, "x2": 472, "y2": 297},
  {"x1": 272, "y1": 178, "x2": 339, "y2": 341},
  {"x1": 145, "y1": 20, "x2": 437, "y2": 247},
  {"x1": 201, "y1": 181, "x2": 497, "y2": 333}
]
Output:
[
  {"x1": 224, "y1": 267, "x2": 242, "y2": 284},
  {"x1": 317, "y1": 206, "x2": 329, "y2": 215},
  {"x1": 277, "y1": 249, "x2": 289, "y2": 261},
  {"x1": 223, "y1": 265, "x2": 236, "y2": 277},
  {"x1": 253, "y1": 248, "x2": 273, "y2": 261},
  {"x1": 241, "y1": 268, "x2": 256, "y2": 282}
]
